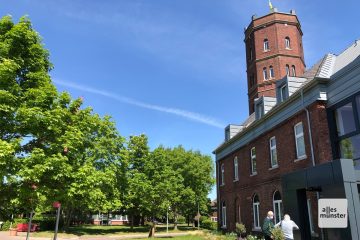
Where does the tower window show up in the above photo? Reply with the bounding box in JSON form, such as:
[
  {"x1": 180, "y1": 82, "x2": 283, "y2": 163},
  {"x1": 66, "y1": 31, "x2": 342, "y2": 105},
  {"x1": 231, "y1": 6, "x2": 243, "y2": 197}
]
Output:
[
  {"x1": 286, "y1": 65, "x2": 290, "y2": 76},
  {"x1": 249, "y1": 47, "x2": 253, "y2": 60},
  {"x1": 269, "y1": 66, "x2": 274, "y2": 78},
  {"x1": 285, "y1": 37, "x2": 291, "y2": 49},
  {"x1": 263, "y1": 67, "x2": 268, "y2": 80},
  {"x1": 264, "y1": 39, "x2": 269, "y2": 51},
  {"x1": 291, "y1": 65, "x2": 296, "y2": 76}
]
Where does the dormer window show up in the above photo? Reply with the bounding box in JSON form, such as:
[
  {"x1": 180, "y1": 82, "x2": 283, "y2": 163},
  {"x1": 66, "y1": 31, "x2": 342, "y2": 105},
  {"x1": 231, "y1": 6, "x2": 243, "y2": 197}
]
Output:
[
  {"x1": 269, "y1": 66, "x2": 274, "y2": 79},
  {"x1": 285, "y1": 37, "x2": 291, "y2": 49},
  {"x1": 264, "y1": 39, "x2": 269, "y2": 51},
  {"x1": 263, "y1": 67, "x2": 268, "y2": 80}
]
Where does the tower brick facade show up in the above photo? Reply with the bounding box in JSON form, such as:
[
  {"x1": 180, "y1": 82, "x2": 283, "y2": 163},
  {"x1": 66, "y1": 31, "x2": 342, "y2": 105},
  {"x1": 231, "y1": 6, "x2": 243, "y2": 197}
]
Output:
[{"x1": 245, "y1": 10, "x2": 306, "y2": 114}]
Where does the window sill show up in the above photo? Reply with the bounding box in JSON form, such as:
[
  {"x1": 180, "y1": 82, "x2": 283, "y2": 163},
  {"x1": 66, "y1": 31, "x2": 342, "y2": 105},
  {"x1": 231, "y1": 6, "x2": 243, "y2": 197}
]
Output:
[
  {"x1": 233, "y1": 179, "x2": 239, "y2": 182},
  {"x1": 250, "y1": 172, "x2": 257, "y2": 177},
  {"x1": 263, "y1": 50, "x2": 270, "y2": 52},
  {"x1": 252, "y1": 227, "x2": 262, "y2": 232},
  {"x1": 294, "y1": 156, "x2": 307, "y2": 162},
  {"x1": 221, "y1": 226, "x2": 227, "y2": 229},
  {"x1": 220, "y1": 184, "x2": 225, "y2": 187},
  {"x1": 269, "y1": 165, "x2": 279, "y2": 170},
  {"x1": 285, "y1": 47, "x2": 292, "y2": 50}
]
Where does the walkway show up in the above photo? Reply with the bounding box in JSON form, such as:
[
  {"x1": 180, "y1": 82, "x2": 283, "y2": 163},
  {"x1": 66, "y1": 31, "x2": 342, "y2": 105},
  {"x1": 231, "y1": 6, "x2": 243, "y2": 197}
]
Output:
[{"x1": 0, "y1": 231, "x2": 190, "y2": 240}]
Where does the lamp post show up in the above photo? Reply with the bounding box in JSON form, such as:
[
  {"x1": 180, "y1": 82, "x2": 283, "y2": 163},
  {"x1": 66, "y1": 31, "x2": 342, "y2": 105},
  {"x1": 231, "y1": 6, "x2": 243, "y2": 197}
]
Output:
[
  {"x1": 53, "y1": 201, "x2": 61, "y2": 240},
  {"x1": 166, "y1": 207, "x2": 169, "y2": 233}
]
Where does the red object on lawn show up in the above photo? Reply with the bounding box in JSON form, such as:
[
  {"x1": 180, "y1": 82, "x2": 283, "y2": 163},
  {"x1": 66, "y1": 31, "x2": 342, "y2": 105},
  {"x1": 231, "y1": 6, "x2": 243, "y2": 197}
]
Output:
[
  {"x1": 16, "y1": 223, "x2": 39, "y2": 232},
  {"x1": 53, "y1": 201, "x2": 61, "y2": 208}
]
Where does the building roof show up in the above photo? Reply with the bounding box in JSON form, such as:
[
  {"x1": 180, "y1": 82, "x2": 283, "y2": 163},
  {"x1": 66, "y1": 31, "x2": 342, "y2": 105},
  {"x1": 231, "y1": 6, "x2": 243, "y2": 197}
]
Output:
[{"x1": 213, "y1": 40, "x2": 360, "y2": 158}]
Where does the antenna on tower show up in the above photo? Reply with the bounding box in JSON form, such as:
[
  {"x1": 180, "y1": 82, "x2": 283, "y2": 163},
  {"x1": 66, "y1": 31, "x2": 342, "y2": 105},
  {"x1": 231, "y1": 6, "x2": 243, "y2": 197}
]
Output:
[{"x1": 268, "y1": 0, "x2": 274, "y2": 11}]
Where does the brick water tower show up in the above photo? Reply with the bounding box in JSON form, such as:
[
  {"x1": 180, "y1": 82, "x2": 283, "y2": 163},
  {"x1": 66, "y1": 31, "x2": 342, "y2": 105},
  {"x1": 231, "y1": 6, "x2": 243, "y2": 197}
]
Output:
[{"x1": 245, "y1": 9, "x2": 306, "y2": 114}]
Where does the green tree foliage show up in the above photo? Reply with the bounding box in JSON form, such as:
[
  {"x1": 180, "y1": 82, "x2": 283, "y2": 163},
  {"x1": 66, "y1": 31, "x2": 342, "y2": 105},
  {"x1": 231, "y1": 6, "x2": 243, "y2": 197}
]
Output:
[{"x1": 0, "y1": 16, "x2": 126, "y2": 226}]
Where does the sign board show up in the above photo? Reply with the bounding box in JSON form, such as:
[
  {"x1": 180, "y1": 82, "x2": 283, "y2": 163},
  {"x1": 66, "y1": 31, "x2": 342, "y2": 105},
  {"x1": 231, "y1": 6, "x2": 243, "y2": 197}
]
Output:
[
  {"x1": 53, "y1": 201, "x2": 61, "y2": 208},
  {"x1": 318, "y1": 199, "x2": 347, "y2": 228}
]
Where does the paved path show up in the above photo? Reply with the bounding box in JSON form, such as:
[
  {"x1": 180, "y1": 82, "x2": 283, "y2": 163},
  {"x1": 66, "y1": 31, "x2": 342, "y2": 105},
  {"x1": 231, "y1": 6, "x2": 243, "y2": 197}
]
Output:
[{"x1": 0, "y1": 231, "x2": 190, "y2": 240}]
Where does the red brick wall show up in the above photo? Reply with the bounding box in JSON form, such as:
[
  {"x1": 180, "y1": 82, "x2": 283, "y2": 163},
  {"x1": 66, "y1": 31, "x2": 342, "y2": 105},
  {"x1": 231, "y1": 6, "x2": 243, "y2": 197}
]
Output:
[
  {"x1": 217, "y1": 101, "x2": 333, "y2": 233},
  {"x1": 245, "y1": 13, "x2": 305, "y2": 114}
]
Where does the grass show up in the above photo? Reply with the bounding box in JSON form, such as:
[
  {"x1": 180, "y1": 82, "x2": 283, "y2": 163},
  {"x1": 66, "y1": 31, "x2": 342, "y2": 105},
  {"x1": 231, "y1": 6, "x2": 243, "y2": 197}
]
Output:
[
  {"x1": 132, "y1": 236, "x2": 205, "y2": 240},
  {"x1": 30, "y1": 224, "x2": 197, "y2": 238}
]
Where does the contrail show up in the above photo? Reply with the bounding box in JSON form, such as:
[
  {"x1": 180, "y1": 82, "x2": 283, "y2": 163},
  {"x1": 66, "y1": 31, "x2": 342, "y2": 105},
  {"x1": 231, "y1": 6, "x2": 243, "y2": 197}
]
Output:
[{"x1": 53, "y1": 80, "x2": 224, "y2": 129}]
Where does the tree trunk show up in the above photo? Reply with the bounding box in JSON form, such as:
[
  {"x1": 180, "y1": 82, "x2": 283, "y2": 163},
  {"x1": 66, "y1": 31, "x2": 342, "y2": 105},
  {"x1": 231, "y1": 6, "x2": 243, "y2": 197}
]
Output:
[
  {"x1": 148, "y1": 221, "x2": 156, "y2": 238},
  {"x1": 187, "y1": 215, "x2": 190, "y2": 226},
  {"x1": 173, "y1": 209, "x2": 178, "y2": 230},
  {"x1": 130, "y1": 214, "x2": 134, "y2": 230},
  {"x1": 63, "y1": 207, "x2": 73, "y2": 231}
]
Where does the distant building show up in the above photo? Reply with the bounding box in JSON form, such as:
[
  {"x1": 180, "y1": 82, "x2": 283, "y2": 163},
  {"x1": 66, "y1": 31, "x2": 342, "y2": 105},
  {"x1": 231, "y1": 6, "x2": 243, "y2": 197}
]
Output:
[
  {"x1": 210, "y1": 199, "x2": 218, "y2": 222},
  {"x1": 214, "y1": 8, "x2": 360, "y2": 240},
  {"x1": 92, "y1": 213, "x2": 129, "y2": 226}
]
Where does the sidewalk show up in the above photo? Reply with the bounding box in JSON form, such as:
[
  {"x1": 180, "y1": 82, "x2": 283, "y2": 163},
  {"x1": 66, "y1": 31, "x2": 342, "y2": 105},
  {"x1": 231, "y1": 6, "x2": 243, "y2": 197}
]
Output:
[{"x1": 0, "y1": 231, "x2": 190, "y2": 240}]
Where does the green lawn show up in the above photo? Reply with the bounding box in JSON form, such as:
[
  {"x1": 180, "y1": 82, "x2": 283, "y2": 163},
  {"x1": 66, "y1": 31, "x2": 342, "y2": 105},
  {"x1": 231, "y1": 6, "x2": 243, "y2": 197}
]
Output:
[
  {"x1": 30, "y1": 224, "x2": 197, "y2": 238},
  {"x1": 132, "y1": 236, "x2": 205, "y2": 240}
]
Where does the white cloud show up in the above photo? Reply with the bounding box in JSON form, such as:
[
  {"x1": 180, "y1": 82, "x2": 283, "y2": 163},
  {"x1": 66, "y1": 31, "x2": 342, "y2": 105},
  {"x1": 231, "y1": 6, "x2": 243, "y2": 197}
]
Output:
[{"x1": 54, "y1": 79, "x2": 225, "y2": 129}]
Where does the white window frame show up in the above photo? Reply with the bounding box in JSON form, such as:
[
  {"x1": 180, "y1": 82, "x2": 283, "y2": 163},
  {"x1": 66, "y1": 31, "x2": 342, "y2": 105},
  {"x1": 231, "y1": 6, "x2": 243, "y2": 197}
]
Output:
[
  {"x1": 221, "y1": 202, "x2": 227, "y2": 228},
  {"x1": 263, "y1": 67, "x2": 268, "y2": 80},
  {"x1": 251, "y1": 147, "x2": 257, "y2": 175},
  {"x1": 221, "y1": 164, "x2": 225, "y2": 185},
  {"x1": 273, "y1": 192, "x2": 282, "y2": 224},
  {"x1": 269, "y1": 66, "x2": 274, "y2": 78},
  {"x1": 280, "y1": 85, "x2": 287, "y2": 102},
  {"x1": 294, "y1": 122, "x2": 306, "y2": 159},
  {"x1": 285, "y1": 37, "x2": 291, "y2": 49},
  {"x1": 234, "y1": 157, "x2": 239, "y2": 181},
  {"x1": 264, "y1": 39, "x2": 269, "y2": 51},
  {"x1": 269, "y1": 137, "x2": 278, "y2": 168},
  {"x1": 291, "y1": 65, "x2": 296, "y2": 77},
  {"x1": 253, "y1": 195, "x2": 260, "y2": 229}
]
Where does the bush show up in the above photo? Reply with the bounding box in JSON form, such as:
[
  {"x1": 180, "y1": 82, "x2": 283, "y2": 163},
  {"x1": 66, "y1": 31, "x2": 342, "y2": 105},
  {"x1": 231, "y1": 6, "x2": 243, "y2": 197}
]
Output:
[
  {"x1": 271, "y1": 227, "x2": 285, "y2": 240},
  {"x1": 235, "y1": 222, "x2": 246, "y2": 234},
  {"x1": 201, "y1": 219, "x2": 217, "y2": 230},
  {"x1": 177, "y1": 215, "x2": 186, "y2": 224},
  {"x1": 1, "y1": 221, "x2": 11, "y2": 231},
  {"x1": 32, "y1": 215, "x2": 63, "y2": 230}
]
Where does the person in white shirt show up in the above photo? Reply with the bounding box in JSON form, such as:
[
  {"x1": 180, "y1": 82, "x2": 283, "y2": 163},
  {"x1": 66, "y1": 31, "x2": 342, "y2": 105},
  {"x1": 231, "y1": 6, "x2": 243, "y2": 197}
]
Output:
[{"x1": 274, "y1": 214, "x2": 299, "y2": 240}]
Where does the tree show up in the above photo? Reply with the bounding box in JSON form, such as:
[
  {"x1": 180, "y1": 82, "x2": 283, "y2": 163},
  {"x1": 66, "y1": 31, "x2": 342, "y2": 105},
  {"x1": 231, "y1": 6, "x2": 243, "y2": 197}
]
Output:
[{"x1": 0, "y1": 16, "x2": 126, "y2": 227}]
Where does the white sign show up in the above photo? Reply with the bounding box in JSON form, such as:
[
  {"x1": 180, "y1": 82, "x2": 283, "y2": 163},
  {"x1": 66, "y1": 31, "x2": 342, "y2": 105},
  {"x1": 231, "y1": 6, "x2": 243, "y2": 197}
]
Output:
[{"x1": 318, "y1": 199, "x2": 348, "y2": 228}]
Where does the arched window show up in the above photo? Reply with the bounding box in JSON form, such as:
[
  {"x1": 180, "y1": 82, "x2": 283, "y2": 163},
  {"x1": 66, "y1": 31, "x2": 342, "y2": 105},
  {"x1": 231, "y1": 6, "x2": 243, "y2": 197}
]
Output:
[
  {"x1": 273, "y1": 191, "x2": 283, "y2": 224},
  {"x1": 285, "y1": 37, "x2": 291, "y2": 49},
  {"x1": 264, "y1": 39, "x2": 269, "y2": 51},
  {"x1": 221, "y1": 164, "x2": 225, "y2": 185},
  {"x1": 269, "y1": 66, "x2": 274, "y2": 78},
  {"x1": 286, "y1": 64, "x2": 290, "y2": 76},
  {"x1": 263, "y1": 67, "x2": 268, "y2": 80},
  {"x1": 253, "y1": 195, "x2": 260, "y2": 229},
  {"x1": 234, "y1": 157, "x2": 239, "y2": 180},
  {"x1": 291, "y1": 65, "x2": 296, "y2": 76},
  {"x1": 222, "y1": 201, "x2": 227, "y2": 227}
]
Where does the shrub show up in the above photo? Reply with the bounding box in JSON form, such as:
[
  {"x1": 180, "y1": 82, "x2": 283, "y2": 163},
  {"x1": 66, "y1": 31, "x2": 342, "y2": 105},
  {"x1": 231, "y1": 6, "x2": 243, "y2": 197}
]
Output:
[
  {"x1": 201, "y1": 219, "x2": 217, "y2": 230},
  {"x1": 235, "y1": 222, "x2": 246, "y2": 234},
  {"x1": 271, "y1": 227, "x2": 285, "y2": 240},
  {"x1": 177, "y1": 215, "x2": 186, "y2": 224},
  {"x1": 1, "y1": 221, "x2": 11, "y2": 231}
]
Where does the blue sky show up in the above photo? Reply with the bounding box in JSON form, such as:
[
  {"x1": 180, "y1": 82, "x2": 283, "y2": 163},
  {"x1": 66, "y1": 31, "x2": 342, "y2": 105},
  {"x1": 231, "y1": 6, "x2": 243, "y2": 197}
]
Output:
[{"x1": 2, "y1": 0, "x2": 359, "y2": 199}]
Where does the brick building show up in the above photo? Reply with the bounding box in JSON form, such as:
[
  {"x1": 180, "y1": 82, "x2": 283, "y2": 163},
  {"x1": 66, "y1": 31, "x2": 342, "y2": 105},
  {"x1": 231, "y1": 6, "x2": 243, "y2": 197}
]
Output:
[{"x1": 214, "y1": 8, "x2": 360, "y2": 240}]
